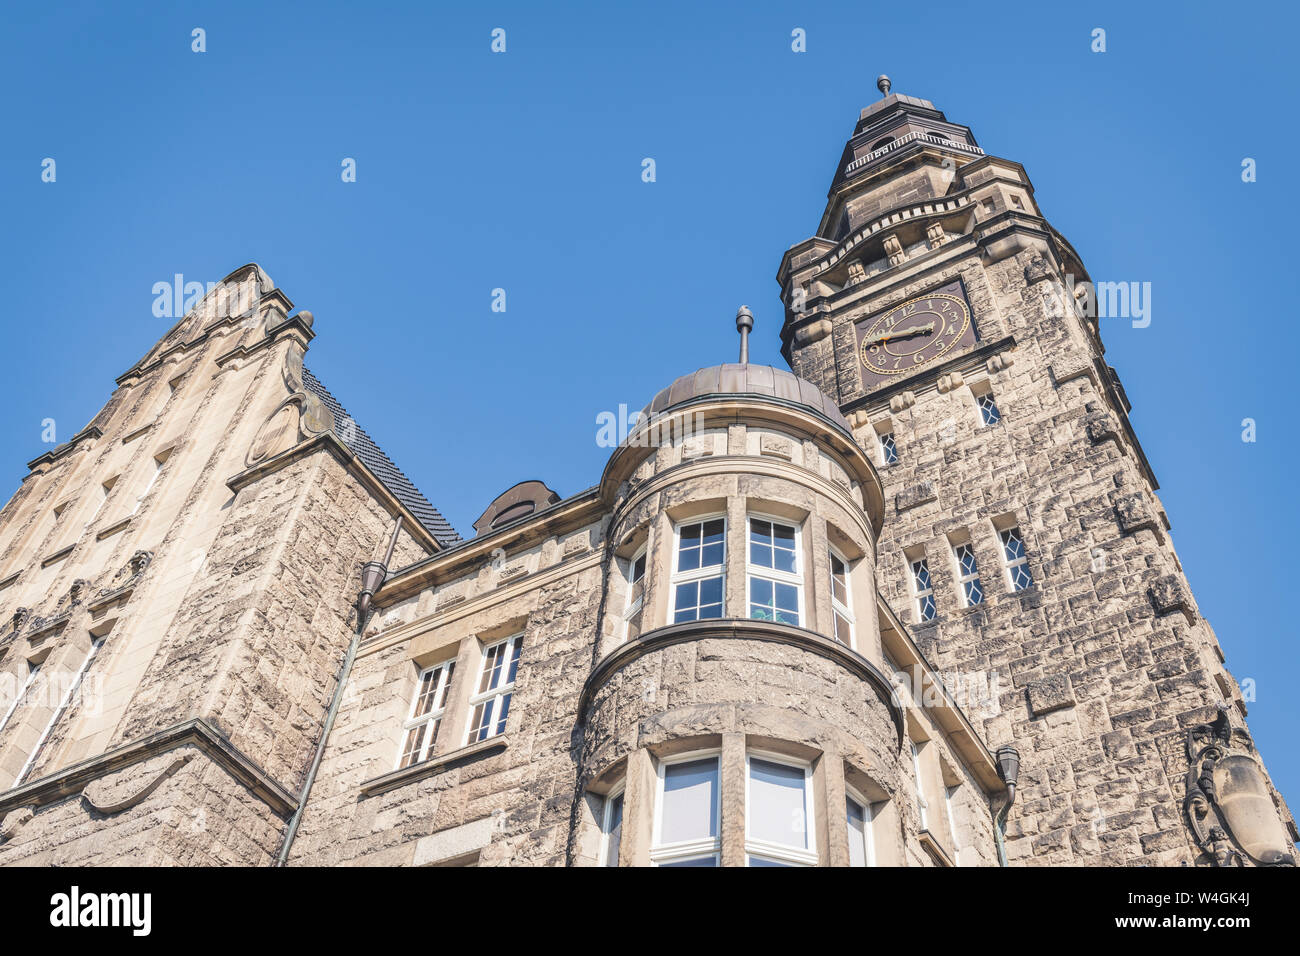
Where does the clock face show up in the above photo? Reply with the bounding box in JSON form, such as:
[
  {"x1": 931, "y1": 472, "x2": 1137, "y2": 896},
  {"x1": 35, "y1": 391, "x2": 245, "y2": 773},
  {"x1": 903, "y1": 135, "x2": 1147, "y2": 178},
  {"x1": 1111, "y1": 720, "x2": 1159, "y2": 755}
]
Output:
[{"x1": 854, "y1": 281, "x2": 978, "y2": 390}]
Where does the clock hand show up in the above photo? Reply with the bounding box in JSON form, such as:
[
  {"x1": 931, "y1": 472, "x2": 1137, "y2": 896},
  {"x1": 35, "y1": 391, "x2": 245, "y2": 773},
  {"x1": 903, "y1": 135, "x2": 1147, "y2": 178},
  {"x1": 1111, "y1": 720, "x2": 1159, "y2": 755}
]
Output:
[{"x1": 863, "y1": 323, "x2": 934, "y2": 345}]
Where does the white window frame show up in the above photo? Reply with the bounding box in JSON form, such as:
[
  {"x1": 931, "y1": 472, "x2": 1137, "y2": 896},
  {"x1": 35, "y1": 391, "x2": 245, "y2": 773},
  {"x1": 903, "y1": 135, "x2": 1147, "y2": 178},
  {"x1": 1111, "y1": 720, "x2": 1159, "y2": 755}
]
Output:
[
  {"x1": 744, "y1": 750, "x2": 818, "y2": 867},
  {"x1": 910, "y1": 556, "x2": 936, "y2": 623},
  {"x1": 621, "y1": 545, "x2": 648, "y2": 642},
  {"x1": 465, "y1": 633, "x2": 522, "y2": 744},
  {"x1": 999, "y1": 526, "x2": 1034, "y2": 592},
  {"x1": 669, "y1": 515, "x2": 726, "y2": 623},
  {"x1": 910, "y1": 742, "x2": 930, "y2": 831},
  {"x1": 651, "y1": 750, "x2": 721, "y2": 866},
  {"x1": 396, "y1": 657, "x2": 456, "y2": 769},
  {"x1": 17, "y1": 637, "x2": 105, "y2": 785},
  {"x1": 828, "y1": 546, "x2": 855, "y2": 647},
  {"x1": 0, "y1": 660, "x2": 41, "y2": 737},
  {"x1": 745, "y1": 513, "x2": 802, "y2": 627},
  {"x1": 953, "y1": 542, "x2": 984, "y2": 607},
  {"x1": 599, "y1": 783, "x2": 626, "y2": 867},
  {"x1": 879, "y1": 431, "x2": 899, "y2": 466},
  {"x1": 944, "y1": 784, "x2": 962, "y2": 862},
  {"x1": 846, "y1": 786, "x2": 877, "y2": 867}
]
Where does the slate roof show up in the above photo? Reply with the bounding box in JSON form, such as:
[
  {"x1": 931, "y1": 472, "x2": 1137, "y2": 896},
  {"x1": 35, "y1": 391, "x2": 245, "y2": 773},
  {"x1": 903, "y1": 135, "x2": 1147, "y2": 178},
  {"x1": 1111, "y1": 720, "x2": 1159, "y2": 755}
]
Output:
[{"x1": 302, "y1": 366, "x2": 461, "y2": 548}]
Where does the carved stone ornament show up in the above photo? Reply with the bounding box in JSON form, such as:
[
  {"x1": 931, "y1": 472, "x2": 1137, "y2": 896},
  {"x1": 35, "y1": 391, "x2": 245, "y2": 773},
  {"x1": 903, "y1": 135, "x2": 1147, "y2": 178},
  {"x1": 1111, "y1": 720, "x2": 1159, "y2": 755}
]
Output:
[
  {"x1": 1184, "y1": 710, "x2": 1295, "y2": 866},
  {"x1": 68, "y1": 579, "x2": 91, "y2": 606},
  {"x1": 82, "y1": 750, "x2": 194, "y2": 815},
  {"x1": 245, "y1": 346, "x2": 337, "y2": 468}
]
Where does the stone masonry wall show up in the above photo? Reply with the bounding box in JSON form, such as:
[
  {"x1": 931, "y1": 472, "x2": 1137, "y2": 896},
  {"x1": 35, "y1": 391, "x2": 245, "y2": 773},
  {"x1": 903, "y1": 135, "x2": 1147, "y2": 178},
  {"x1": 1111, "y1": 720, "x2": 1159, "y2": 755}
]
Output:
[
  {"x1": 287, "y1": 560, "x2": 605, "y2": 866},
  {"x1": 842, "y1": 248, "x2": 1291, "y2": 864}
]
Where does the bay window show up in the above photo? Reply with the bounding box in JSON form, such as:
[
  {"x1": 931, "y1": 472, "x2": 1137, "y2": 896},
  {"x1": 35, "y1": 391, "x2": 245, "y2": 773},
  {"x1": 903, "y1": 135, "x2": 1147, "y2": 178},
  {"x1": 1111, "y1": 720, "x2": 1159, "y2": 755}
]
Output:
[
  {"x1": 652, "y1": 753, "x2": 720, "y2": 866},
  {"x1": 829, "y1": 548, "x2": 854, "y2": 645},
  {"x1": 747, "y1": 516, "x2": 800, "y2": 625},
  {"x1": 671, "y1": 518, "x2": 725, "y2": 623},
  {"x1": 846, "y1": 789, "x2": 876, "y2": 867},
  {"x1": 745, "y1": 753, "x2": 816, "y2": 866},
  {"x1": 622, "y1": 547, "x2": 647, "y2": 641},
  {"x1": 600, "y1": 786, "x2": 625, "y2": 867}
]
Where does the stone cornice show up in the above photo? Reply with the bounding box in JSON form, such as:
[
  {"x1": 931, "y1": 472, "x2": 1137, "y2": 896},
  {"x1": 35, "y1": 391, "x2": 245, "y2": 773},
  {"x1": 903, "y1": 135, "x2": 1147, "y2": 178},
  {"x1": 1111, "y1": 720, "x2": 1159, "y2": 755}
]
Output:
[
  {"x1": 361, "y1": 549, "x2": 603, "y2": 658},
  {"x1": 375, "y1": 488, "x2": 605, "y2": 607},
  {"x1": 26, "y1": 426, "x2": 103, "y2": 472},
  {"x1": 601, "y1": 396, "x2": 884, "y2": 535},
  {"x1": 356, "y1": 738, "x2": 507, "y2": 797},
  {"x1": 578, "y1": 619, "x2": 906, "y2": 750},
  {"x1": 617, "y1": 453, "x2": 875, "y2": 548},
  {"x1": 212, "y1": 314, "x2": 313, "y2": 371},
  {"x1": 0, "y1": 717, "x2": 297, "y2": 817}
]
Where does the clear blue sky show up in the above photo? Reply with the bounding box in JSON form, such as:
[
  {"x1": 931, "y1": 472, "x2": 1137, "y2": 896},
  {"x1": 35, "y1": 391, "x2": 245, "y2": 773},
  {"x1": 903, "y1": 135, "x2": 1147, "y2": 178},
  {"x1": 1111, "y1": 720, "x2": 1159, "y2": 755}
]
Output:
[{"x1": 3, "y1": 2, "x2": 1297, "y2": 807}]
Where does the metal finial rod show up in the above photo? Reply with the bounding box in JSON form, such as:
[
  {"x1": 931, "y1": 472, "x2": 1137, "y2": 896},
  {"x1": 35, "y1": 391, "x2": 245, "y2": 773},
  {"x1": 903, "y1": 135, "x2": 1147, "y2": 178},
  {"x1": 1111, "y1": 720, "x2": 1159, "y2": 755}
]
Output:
[
  {"x1": 877, "y1": 74, "x2": 891, "y2": 97},
  {"x1": 735, "y1": 306, "x2": 754, "y2": 364}
]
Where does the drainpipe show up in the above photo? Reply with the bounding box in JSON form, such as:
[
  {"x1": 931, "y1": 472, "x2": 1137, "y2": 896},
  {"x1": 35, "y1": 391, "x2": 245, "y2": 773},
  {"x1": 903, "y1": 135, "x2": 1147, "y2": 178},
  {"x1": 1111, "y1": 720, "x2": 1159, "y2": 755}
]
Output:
[
  {"x1": 992, "y1": 744, "x2": 1020, "y2": 868},
  {"x1": 275, "y1": 515, "x2": 404, "y2": 867}
]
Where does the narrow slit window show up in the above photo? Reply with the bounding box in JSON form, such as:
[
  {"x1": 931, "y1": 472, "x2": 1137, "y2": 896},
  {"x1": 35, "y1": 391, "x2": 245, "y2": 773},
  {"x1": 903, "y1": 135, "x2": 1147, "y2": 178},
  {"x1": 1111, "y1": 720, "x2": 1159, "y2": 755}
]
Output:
[
  {"x1": 17, "y1": 638, "x2": 104, "y2": 785},
  {"x1": 1000, "y1": 527, "x2": 1034, "y2": 592},
  {"x1": 954, "y1": 543, "x2": 984, "y2": 607},
  {"x1": 622, "y1": 547, "x2": 647, "y2": 641},
  {"x1": 911, "y1": 742, "x2": 930, "y2": 831},
  {"x1": 132, "y1": 449, "x2": 172, "y2": 516},
  {"x1": 600, "y1": 787, "x2": 625, "y2": 867},
  {"x1": 944, "y1": 785, "x2": 962, "y2": 860},
  {"x1": 846, "y1": 790, "x2": 876, "y2": 867},
  {"x1": 879, "y1": 431, "x2": 898, "y2": 465},
  {"x1": 911, "y1": 557, "x2": 936, "y2": 623},
  {"x1": 976, "y1": 389, "x2": 1001, "y2": 426},
  {"x1": 0, "y1": 660, "x2": 41, "y2": 737},
  {"x1": 829, "y1": 548, "x2": 854, "y2": 646}
]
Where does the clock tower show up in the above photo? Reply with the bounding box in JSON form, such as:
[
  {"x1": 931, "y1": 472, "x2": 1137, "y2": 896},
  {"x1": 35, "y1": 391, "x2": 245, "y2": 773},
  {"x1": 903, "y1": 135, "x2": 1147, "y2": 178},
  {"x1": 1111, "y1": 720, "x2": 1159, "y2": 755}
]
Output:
[{"x1": 778, "y1": 79, "x2": 1297, "y2": 865}]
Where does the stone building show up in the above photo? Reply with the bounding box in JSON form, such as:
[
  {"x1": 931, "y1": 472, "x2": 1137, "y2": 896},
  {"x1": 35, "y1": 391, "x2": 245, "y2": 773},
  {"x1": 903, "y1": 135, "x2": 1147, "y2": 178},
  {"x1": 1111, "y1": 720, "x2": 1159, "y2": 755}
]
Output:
[{"x1": 0, "y1": 83, "x2": 1293, "y2": 867}]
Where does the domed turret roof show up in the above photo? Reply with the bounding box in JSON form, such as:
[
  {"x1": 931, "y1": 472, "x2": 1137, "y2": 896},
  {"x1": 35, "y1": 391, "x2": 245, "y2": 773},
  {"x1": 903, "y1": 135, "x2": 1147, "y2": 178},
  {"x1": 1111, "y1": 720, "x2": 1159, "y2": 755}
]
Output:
[{"x1": 641, "y1": 363, "x2": 852, "y2": 435}]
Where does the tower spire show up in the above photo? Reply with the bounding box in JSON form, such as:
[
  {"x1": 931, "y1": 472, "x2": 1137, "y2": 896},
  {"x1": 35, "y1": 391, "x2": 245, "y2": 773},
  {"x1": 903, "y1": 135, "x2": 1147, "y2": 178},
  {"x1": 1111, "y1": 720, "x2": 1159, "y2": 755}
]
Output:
[
  {"x1": 735, "y1": 306, "x2": 753, "y2": 363},
  {"x1": 876, "y1": 74, "x2": 891, "y2": 97}
]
